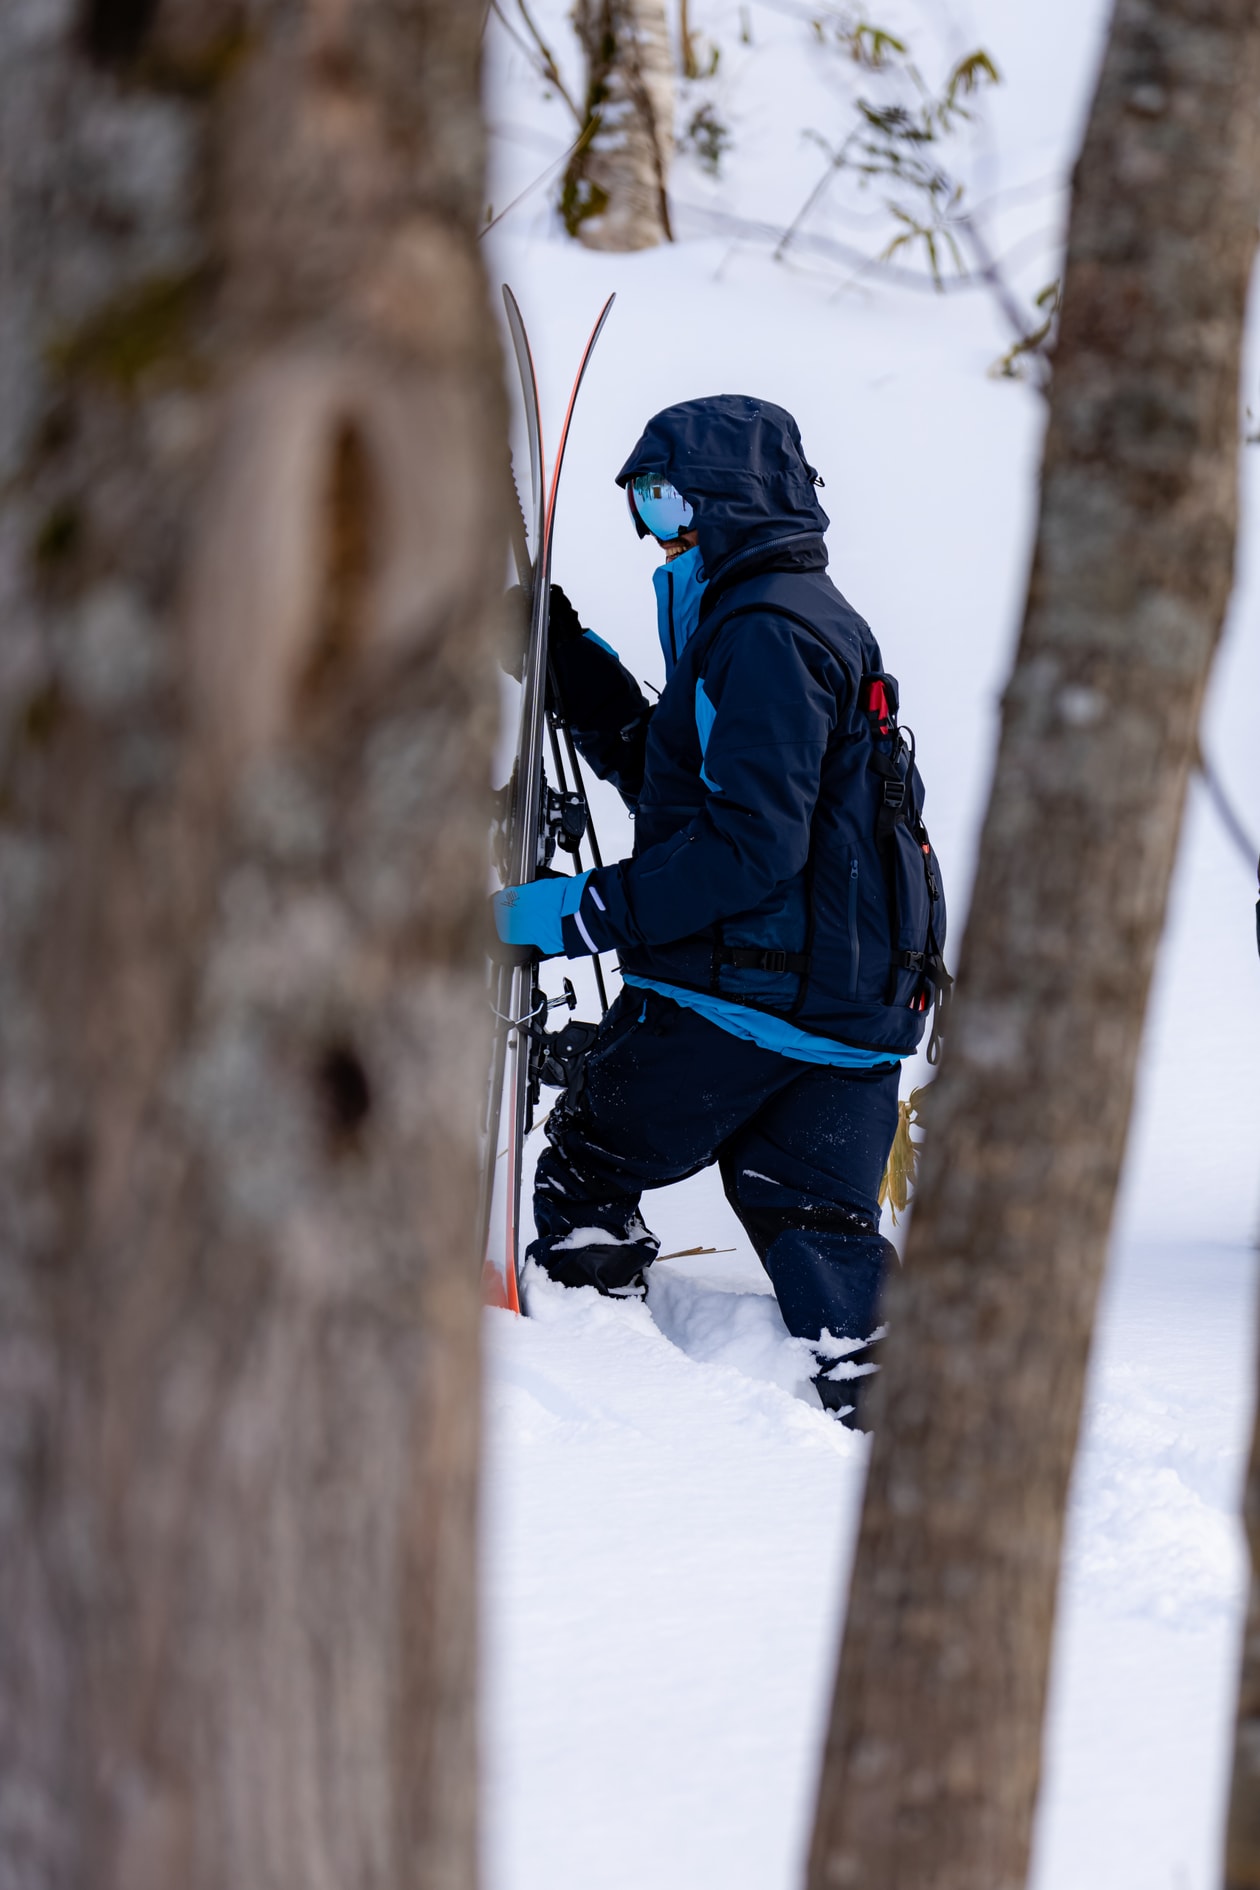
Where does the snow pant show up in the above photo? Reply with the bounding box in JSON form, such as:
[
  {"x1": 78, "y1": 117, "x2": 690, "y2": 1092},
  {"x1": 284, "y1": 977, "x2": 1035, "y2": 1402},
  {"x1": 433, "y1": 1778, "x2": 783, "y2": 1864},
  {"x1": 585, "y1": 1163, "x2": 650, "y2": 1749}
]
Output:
[{"x1": 528, "y1": 986, "x2": 901, "y2": 1349}]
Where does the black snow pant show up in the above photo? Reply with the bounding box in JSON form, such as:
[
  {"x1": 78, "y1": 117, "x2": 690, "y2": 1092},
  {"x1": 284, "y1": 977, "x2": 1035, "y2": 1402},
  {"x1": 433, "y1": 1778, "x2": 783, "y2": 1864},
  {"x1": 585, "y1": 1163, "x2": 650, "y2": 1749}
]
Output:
[{"x1": 528, "y1": 986, "x2": 901, "y2": 1351}]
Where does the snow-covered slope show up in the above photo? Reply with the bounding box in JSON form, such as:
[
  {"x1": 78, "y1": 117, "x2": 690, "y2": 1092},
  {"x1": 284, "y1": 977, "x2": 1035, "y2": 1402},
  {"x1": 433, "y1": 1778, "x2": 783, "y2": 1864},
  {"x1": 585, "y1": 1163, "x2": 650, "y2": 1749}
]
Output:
[{"x1": 482, "y1": 5, "x2": 1260, "y2": 1886}]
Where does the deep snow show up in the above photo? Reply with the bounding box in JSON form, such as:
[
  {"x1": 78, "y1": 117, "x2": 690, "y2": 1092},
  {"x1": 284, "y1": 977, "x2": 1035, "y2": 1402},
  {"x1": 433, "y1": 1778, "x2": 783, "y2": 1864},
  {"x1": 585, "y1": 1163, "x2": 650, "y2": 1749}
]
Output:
[{"x1": 481, "y1": 5, "x2": 1260, "y2": 1886}]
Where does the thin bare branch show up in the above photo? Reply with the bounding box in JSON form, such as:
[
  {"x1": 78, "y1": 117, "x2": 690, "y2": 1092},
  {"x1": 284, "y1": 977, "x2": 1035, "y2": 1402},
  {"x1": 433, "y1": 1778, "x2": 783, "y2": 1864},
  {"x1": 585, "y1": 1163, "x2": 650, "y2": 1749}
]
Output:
[
  {"x1": 488, "y1": 0, "x2": 583, "y2": 122},
  {"x1": 480, "y1": 116, "x2": 600, "y2": 237}
]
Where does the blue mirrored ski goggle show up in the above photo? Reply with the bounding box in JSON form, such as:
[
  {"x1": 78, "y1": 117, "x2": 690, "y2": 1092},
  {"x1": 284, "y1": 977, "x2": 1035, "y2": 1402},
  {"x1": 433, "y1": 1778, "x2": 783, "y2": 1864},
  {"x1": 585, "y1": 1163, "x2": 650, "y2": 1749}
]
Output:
[{"x1": 626, "y1": 473, "x2": 695, "y2": 543}]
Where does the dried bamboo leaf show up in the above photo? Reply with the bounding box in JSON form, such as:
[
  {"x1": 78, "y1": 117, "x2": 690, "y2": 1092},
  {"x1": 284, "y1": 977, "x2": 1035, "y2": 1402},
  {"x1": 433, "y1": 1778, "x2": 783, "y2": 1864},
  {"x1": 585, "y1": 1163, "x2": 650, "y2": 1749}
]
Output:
[{"x1": 878, "y1": 1096, "x2": 920, "y2": 1224}]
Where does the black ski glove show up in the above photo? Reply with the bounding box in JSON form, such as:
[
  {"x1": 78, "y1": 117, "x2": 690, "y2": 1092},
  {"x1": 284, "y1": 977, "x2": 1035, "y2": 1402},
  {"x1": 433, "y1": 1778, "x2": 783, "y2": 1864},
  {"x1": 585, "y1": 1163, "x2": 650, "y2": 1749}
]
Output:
[
  {"x1": 547, "y1": 584, "x2": 585, "y2": 652},
  {"x1": 499, "y1": 584, "x2": 587, "y2": 681}
]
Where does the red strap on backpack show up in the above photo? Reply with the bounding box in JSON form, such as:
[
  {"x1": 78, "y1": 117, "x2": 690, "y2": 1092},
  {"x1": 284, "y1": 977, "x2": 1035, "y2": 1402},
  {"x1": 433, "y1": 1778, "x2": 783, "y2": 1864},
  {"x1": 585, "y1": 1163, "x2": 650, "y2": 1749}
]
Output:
[{"x1": 860, "y1": 676, "x2": 894, "y2": 737}]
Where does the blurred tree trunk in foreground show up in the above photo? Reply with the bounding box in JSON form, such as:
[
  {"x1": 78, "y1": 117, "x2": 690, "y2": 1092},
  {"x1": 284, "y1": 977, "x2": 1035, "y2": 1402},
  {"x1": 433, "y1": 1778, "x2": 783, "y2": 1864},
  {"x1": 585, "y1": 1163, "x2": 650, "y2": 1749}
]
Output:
[
  {"x1": 808, "y1": 4, "x2": 1260, "y2": 1888},
  {"x1": 563, "y1": 0, "x2": 674, "y2": 249},
  {"x1": 0, "y1": 2, "x2": 503, "y2": 1886}
]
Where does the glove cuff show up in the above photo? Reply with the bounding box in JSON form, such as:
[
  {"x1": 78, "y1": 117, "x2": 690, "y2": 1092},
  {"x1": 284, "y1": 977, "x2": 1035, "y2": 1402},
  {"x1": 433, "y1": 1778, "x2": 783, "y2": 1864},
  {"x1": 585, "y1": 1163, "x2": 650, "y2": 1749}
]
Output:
[{"x1": 560, "y1": 875, "x2": 616, "y2": 957}]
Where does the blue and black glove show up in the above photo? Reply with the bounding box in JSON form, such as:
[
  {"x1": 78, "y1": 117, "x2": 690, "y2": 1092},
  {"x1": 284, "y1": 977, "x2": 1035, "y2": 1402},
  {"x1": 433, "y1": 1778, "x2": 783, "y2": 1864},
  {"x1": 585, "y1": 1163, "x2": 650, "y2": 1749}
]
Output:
[{"x1": 493, "y1": 872, "x2": 593, "y2": 961}]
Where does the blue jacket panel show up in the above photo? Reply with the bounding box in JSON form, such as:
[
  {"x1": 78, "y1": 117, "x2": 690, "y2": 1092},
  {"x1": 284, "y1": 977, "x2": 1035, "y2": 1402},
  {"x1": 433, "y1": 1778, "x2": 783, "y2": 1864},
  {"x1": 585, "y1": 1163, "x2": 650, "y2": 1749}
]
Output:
[{"x1": 557, "y1": 397, "x2": 947, "y2": 1057}]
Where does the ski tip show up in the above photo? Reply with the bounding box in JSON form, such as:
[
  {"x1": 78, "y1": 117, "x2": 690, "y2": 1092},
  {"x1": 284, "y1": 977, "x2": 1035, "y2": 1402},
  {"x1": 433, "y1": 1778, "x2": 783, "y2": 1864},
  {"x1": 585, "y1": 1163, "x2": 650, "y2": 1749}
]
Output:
[{"x1": 578, "y1": 294, "x2": 616, "y2": 370}]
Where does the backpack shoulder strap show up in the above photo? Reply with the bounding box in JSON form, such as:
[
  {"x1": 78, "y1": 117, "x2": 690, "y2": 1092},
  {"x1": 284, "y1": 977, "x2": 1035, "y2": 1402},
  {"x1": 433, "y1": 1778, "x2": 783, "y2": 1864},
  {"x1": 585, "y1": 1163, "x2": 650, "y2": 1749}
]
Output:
[
  {"x1": 694, "y1": 596, "x2": 867, "y2": 701},
  {"x1": 697, "y1": 598, "x2": 835, "y2": 658}
]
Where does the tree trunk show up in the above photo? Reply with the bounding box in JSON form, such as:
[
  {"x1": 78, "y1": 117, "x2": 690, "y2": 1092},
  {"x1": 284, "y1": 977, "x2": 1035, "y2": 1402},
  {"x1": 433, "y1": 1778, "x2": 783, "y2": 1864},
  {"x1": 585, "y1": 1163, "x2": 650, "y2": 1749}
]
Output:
[
  {"x1": 0, "y1": 3, "x2": 504, "y2": 1887},
  {"x1": 1226, "y1": 1311, "x2": 1260, "y2": 1887},
  {"x1": 807, "y1": 6, "x2": 1260, "y2": 1888},
  {"x1": 563, "y1": 0, "x2": 674, "y2": 250}
]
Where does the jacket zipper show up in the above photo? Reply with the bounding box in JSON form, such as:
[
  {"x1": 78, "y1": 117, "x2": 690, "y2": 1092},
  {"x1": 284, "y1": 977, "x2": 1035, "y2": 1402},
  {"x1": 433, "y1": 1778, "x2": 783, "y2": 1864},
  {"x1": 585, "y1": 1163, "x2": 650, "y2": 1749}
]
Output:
[
  {"x1": 667, "y1": 569, "x2": 678, "y2": 669},
  {"x1": 847, "y1": 856, "x2": 860, "y2": 996}
]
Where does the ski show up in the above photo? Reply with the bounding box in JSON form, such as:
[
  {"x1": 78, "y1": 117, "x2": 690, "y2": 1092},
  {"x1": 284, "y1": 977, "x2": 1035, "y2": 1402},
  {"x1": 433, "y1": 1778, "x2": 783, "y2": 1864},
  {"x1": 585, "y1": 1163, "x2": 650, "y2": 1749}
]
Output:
[
  {"x1": 477, "y1": 287, "x2": 543, "y2": 1314},
  {"x1": 480, "y1": 288, "x2": 616, "y2": 1315}
]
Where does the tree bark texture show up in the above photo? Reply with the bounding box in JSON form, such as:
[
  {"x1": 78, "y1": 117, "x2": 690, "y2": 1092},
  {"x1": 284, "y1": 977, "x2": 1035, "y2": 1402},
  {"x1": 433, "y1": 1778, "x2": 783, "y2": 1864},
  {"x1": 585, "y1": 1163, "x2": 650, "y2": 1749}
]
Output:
[
  {"x1": 0, "y1": 2, "x2": 504, "y2": 1887},
  {"x1": 563, "y1": 0, "x2": 674, "y2": 250},
  {"x1": 807, "y1": 6, "x2": 1260, "y2": 1889},
  {"x1": 1226, "y1": 1302, "x2": 1260, "y2": 1887}
]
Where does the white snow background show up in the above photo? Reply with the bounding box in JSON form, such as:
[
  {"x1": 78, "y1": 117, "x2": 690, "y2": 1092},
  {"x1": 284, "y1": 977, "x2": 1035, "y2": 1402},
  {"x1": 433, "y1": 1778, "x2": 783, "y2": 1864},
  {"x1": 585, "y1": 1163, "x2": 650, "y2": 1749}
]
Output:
[{"x1": 481, "y1": 4, "x2": 1260, "y2": 1886}]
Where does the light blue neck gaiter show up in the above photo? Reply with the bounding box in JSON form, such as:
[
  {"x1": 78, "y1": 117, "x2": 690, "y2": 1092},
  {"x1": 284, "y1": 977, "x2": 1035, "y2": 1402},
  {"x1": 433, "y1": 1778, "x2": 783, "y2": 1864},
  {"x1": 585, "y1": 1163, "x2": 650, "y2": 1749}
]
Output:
[{"x1": 652, "y1": 545, "x2": 709, "y2": 684}]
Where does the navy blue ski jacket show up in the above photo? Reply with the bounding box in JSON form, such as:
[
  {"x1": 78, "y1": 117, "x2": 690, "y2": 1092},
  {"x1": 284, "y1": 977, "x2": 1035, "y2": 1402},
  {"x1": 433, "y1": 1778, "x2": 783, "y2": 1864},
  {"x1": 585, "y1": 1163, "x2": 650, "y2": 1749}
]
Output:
[{"x1": 551, "y1": 395, "x2": 947, "y2": 1058}]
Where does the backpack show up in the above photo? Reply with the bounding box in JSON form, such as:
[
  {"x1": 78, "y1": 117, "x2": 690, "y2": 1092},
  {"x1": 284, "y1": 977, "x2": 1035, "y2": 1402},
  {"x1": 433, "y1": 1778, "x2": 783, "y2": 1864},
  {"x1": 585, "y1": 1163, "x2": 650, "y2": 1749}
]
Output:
[
  {"x1": 699, "y1": 596, "x2": 953, "y2": 1061},
  {"x1": 858, "y1": 669, "x2": 952, "y2": 1062}
]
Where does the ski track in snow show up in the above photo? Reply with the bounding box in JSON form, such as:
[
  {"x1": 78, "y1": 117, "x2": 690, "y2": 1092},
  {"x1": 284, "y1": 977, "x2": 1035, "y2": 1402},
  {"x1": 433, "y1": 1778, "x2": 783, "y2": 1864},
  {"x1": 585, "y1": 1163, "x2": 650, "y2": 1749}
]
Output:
[{"x1": 482, "y1": 4, "x2": 1260, "y2": 1887}]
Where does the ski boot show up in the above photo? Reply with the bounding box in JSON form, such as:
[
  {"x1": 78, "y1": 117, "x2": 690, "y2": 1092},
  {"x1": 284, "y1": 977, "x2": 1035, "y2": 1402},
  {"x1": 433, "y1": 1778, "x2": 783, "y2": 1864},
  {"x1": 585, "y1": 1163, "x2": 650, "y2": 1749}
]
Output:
[
  {"x1": 813, "y1": 1342, "x2": 879, "y2": 1430},
  {"x1": 528, "y1": 1209, "x2": 658, "y2": 1301}
]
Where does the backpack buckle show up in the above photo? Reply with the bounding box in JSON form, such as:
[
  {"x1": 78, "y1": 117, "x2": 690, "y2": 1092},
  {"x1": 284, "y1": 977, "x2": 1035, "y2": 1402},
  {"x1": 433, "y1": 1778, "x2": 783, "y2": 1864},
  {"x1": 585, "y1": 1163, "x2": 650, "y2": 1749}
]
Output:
[
  {"x1": 760, "y1": 949, "x2": 788, "y2": 974},
  {"x1": 882, "y1": 778, "x2": 907, "y2": 812}
]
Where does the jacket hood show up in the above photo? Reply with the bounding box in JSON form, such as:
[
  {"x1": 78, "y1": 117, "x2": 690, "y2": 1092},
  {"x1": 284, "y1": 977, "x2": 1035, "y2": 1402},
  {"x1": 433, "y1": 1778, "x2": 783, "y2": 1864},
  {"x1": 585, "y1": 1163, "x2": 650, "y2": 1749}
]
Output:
[{"x1": 616, "y1": 394, "x2": 830, "y2": 581}]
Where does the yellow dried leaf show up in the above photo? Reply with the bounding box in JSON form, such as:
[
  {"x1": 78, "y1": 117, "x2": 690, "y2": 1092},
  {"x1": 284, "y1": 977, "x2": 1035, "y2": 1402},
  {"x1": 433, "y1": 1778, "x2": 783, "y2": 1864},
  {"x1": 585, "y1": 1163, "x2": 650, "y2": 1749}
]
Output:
[{"x1": 878, "y1": 1087, "x2": 927, "y2": 1225}]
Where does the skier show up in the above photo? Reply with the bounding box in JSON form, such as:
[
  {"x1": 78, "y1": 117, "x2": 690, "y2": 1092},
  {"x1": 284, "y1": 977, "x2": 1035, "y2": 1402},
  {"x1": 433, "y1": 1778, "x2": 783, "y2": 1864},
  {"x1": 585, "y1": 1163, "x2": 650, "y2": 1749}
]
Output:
[{"x1": 493, "y1": 395, "x2": 947, "y2": 1424}]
